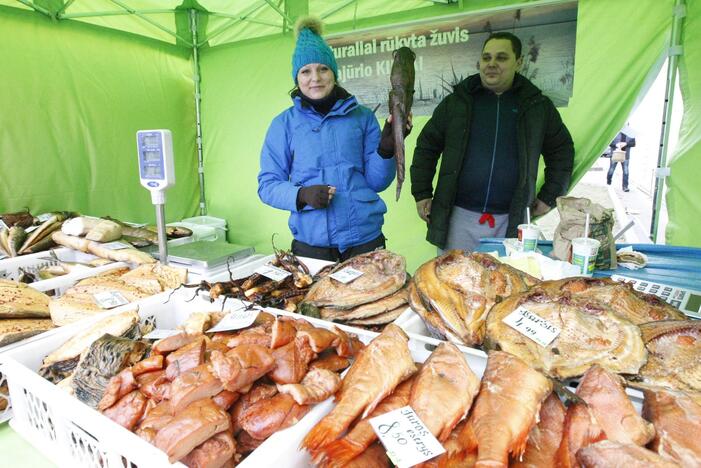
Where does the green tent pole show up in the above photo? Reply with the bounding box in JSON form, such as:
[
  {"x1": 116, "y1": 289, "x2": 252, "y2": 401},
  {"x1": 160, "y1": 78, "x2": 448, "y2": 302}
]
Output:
[
  {"x1": 190, "y1": 9, "x2": 207, "y2": 215},
  {"x1": 650, "y1": 0, "x2": 685, "y2": 242}
]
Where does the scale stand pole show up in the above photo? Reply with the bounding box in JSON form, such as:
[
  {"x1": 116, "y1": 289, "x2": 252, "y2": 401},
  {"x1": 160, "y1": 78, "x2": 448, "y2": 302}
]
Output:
[{"x1": 152, "y1": 190, "x2": 169, "y2": 265}]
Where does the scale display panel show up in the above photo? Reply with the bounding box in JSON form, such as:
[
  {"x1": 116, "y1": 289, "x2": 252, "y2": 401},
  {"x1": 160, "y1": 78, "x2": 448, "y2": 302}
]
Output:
[
  {"x1": 136, "y1": 130, "x2": 175, "y2": 189},
  {"x1": 612, "y1": 274, "x2": 701, "y2": 320}
]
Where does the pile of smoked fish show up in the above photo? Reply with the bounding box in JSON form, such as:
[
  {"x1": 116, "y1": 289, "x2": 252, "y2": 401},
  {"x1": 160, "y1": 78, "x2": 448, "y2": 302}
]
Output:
[
  {"x1": 410, "y1": 250, "x2": 701, "y2": 399},
  {"x1": 182, "y1": 249, "x2": 411, "y2": 332},
  {"x1": 301, "y1": 325, "x2": 701, "y2": 468},
  {"x1": 0, "y1": 210, "x2": 191, "y2": 259},
  {"x1": 175, "y1": 244, "x2": 314, "y2": 313},
  {"x1": 301, "y1": 250, "x2": 410, "y2": 330},
  {"x1": 42, "y1": 308, "x2": 364, "y2": 466}
]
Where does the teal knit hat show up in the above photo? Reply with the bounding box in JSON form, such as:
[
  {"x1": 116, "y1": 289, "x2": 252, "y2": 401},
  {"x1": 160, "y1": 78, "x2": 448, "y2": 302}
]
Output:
[{"x1": 292, "y1": 17, "x2": 338, "y2": 84}]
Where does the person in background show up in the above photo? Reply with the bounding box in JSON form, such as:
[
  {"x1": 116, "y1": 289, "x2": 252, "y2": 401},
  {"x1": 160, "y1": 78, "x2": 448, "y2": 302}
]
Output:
[
  {"x1": 258, "y1": 17, "x2": 410, "y2": 262},
  {"x1": 606, "y1": 130, "x2": 636, "y2": 192},
  {"x1": 411, "y1": 31, "x2": 574, "y2": 252}
]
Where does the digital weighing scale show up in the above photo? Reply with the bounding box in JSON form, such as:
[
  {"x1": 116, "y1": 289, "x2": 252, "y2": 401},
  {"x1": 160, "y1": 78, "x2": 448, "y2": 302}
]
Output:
[
  {"x1": 151, "y1": 240, "x2": 254, "y2": 272},
  {"x1": 136, "y1": 129, "x2": 175, "y2": 264},
  {"x1": 137, "y1": 129, "x2": 254, "y2": 271},
  {"x1": 611, "y1": 274, "x2": 701, "y2": 319}
]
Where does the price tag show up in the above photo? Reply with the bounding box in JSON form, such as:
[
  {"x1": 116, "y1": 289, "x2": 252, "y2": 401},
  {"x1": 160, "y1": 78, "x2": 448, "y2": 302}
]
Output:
[
  {"x1": 369, "y1": 406, "x2": 445, "y2": 468},
  {"x1": 207, "y1": 308, "x2": 260, "y2": 333},
  {"x1": 502, "y1": 306, "x2": 560, "y2": 347},
  {"x1": 93, "y1": 291, "x2": 130, "y2": 309},
  {"x1": 143, "y1": 329, "x2": 182, "y2": 340},
  {"x1": 255, "y1": 264, "x2": 291, "y2": 282},
  {"x1": 101, "y1": 241, "x2": 131, "y2": 250},
  {"x1": 329, "y1": 267, "x2": 364, "y2": 284},
  {"x1": 0, "y1": 219, "x2": 8, "y2": 231},
  {"x1": 37, "y1": 213, "x2": 53, "y2": 223}
]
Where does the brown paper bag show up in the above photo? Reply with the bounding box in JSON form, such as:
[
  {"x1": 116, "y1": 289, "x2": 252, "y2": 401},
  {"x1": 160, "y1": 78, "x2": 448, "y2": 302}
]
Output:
[{"x1": 552, "y1": 197, "x2": 617, "y2": 269}]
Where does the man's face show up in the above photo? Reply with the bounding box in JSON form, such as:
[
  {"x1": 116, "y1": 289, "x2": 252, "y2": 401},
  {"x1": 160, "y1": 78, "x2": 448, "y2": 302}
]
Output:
[{"x1": 479, "y1": 38, "x2": 522, "y2": 94}]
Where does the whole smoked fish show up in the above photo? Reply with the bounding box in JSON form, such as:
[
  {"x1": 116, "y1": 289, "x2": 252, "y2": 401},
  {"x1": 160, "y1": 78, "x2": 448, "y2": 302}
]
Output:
[
  {"x1": 301, "y1": 324, "x2": 417, "y2": 452},
  {"x1": 457, "y1": 351, "x2": 552, "y2": 467},
  {"x1": 388, "y1": 46, "x2": 415, "y2": 200}
]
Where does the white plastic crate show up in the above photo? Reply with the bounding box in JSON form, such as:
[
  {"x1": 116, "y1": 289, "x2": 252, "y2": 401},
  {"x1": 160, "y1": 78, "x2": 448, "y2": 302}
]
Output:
[
  {"x1": 0, "y1": 248, "x2": 128, "y2": 294},
  {"x1": 0, "y1": 253, "x2": 274, "y2": 424},
  {"x1": 0, "y1": 289, "x2": 397, "y2": 468},
  {"x1": 1, "y1": 285, "x2": 646, "y2": 467}
]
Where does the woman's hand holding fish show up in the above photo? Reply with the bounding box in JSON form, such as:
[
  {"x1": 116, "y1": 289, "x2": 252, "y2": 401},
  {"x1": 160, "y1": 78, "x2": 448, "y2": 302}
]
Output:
[{"x1": 378, "y1": 113, "x2": 413, "y2": 158}]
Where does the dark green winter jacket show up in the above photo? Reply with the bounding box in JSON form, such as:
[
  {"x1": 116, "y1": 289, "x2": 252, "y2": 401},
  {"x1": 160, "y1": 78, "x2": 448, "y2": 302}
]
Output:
[{"x1": 410, "y1": 73, "x2": 574, "y2": 248}]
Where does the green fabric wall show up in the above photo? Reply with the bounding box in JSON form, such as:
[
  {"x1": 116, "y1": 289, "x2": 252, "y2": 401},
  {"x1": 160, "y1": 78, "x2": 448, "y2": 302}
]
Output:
[
  {"x1": 666, "y1": 0, "x2": 701, "y2": 247},
  {"x1": 0, "y1": 7, "x2": 199, "y2": 224},
  {"x1": 200, "y1": 0, "x2": 675, "y2": 271}
]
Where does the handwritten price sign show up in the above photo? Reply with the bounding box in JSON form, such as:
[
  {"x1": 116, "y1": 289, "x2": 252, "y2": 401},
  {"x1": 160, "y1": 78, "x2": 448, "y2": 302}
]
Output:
[
  {"x1": 369, "y1": 406, "x2": 445, "y2": 467},
  {"x1": 502, "y1": 306, "x2": 560, "y2": 347},
  {"x1": 207, "y1": 307, "x2": 259, "y2": 333}
]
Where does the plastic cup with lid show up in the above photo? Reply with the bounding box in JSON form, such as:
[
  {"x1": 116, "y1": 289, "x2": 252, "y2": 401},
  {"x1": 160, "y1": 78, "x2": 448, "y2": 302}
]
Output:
[
  {"x1": 518, "y1": 224, "x2": 540, "y2": 252},
  {"x1": 571, "y1": 237, "x2": 601, "y2": 276}
]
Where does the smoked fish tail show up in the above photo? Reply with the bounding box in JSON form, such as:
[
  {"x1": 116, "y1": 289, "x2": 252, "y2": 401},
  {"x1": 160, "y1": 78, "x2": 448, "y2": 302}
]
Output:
[
  {"x1": 301, "y1": 415, "x2": 345, "y2": 452},
  {"x1": 319, "y1": 439, "x2": 365, "y2": 468}
]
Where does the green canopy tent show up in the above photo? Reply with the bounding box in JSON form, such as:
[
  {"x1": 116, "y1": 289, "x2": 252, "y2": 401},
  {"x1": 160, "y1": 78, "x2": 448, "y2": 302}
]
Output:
[
  {"x1": 1, "y1": 0, "x2": 700, "y2": 274},
  {"x1": 1, "y1": 0, "x2": 701, "y2": 461}
]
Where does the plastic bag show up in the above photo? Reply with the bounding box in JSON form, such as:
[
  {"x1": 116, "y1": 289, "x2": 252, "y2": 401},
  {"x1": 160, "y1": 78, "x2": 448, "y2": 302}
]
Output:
[{"x1": 552, "y1": 196, "x2": 617, "y2": 269}]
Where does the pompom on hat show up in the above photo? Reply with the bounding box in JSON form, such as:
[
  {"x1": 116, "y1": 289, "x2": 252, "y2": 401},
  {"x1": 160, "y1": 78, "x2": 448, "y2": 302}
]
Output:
[{"x1": 291, "y1": 16, "x2": 338, "y2": 83}]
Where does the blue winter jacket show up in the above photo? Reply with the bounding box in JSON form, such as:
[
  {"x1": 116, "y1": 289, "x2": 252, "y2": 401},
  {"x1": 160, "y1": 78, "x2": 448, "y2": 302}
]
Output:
[{"x1": 258, "y1": 94, "x2": 396, "y2": 252}]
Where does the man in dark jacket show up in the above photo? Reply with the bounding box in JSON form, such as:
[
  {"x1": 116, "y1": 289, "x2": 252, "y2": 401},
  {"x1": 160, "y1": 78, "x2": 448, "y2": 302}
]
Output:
[
  {"x1": 606, "y1": 130, "x2": 636, "y2": 192},
  {"x1": 411, "y1": 32, "x2": 574, "y2": 251}
]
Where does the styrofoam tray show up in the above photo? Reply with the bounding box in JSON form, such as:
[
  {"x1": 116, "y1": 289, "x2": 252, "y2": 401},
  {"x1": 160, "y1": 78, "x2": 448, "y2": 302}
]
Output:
[{"x1": 0, "y1": 287, "x2": 424, "y2": 468}]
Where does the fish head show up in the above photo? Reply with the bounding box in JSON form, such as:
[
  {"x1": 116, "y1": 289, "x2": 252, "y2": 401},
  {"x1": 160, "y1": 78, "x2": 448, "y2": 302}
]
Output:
[{"x1": 393, "y1": 46, "x2": 416, "y2": 63}]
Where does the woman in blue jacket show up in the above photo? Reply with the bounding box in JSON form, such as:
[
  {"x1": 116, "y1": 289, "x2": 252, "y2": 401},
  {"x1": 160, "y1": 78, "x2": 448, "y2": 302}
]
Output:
[{"x1": 258, "y1": 18, "x2": 408, "y2": 261}]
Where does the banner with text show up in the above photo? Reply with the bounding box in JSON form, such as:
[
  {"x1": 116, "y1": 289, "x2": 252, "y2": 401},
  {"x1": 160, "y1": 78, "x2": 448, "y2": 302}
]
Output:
[{"x1": 328, "y1": 2, "x2": 577, "y2": 115}]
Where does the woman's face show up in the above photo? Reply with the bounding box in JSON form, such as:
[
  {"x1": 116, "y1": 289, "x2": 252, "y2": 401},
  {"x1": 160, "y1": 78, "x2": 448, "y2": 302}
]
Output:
[{"x1": 297, "y1": 63, "x2": 335, "y2": 99}]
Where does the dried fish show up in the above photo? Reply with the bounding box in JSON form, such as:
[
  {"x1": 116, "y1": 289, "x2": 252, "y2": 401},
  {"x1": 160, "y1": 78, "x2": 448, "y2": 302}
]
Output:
[
  {"x1": 485, "y1": 289, "x2": 647, "y2": 378},
  {"x1": 71, "y1": 334, "x2": 148, "y2": 408},
  {"x1": 556, "y1": 365, "x2": 654, "y2": 468},
  {"x1": 643, "y1": 388, "x2": 701, "y2": 467},
  {"x1": 0, "y1": 279, "x2": 51, "y2": 318},
  {"x1": 539, "y1": 277, "x2": 685, "y2": 324},
  {"x1": 635, "y1": 320, "x2": 701, "y2": 395},
  {"x1": 412, "y1": 251, "x2": 538, "y2": 346},
  {"x1": 456, "y1": 351, "x2": 552, "y2": 466},
  {"x1": 302, "y1": 324, "x2": 417, "y2": 452},
  {"x1": 576, "y1": 440, "x2": 680, "y2": 468},
  {"x1": 320, "y1": 285, "x2": 408, "y2": 322},
  {"x1": 304, "y1": 250, "x2": 406, "y2": 309},
  {"x1": 410, "y1": 343, "x2": 479, "y2": 442},
  {"x1": 388, "y1": 46, "x2": 415, "y2": 200}
]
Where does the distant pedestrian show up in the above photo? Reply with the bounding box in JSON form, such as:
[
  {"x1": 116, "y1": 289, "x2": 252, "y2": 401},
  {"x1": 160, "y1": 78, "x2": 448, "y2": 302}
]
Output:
[{"x1": 606, "y1": 130, "x2": 636, "y2": 192}]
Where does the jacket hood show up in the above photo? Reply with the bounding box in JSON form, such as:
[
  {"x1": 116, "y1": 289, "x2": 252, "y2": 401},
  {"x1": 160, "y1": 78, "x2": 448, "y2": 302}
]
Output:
[{"x1": 454, "y1": 73, "x2": 543, "y2": 103}]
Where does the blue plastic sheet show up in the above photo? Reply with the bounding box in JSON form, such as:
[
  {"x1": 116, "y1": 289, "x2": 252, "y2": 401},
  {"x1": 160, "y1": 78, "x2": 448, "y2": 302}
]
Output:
[{"x1": 477, "y1": 239, "x2": 701, "y2": 291}]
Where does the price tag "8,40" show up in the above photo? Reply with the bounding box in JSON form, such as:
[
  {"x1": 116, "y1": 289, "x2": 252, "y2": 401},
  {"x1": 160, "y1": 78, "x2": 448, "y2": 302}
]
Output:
[{"x1": 369, "y1": 406, "x2": 445, "y2": 468}]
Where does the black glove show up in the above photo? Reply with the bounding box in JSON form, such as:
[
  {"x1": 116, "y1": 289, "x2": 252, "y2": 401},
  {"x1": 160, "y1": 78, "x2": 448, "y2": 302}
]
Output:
[
  {"x1": 297, "y1": 185, "x2": 331, "y2": 210},
  {"x1": 378, "y1": 118, "x2": 412, "y2": 158}
]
